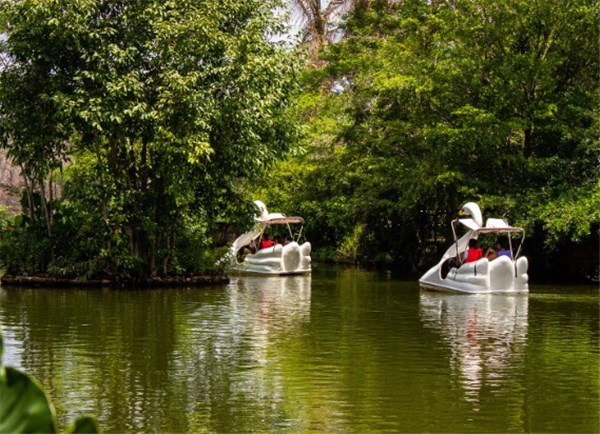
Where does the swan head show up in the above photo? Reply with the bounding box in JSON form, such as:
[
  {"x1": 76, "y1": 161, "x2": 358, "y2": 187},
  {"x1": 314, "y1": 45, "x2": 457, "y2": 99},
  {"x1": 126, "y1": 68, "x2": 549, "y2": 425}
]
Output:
[
  {"x1": 253, "y1": 200, "x2": 269, "y2": 219},
  {"x1": 461, "y1": 202, "x2": 483, "y2": 227}
]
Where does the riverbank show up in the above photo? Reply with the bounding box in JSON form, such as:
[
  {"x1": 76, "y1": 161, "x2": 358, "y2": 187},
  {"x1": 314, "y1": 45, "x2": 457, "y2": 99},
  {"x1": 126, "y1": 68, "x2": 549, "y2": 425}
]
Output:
[{"x1": 0, "y1": 272, "x2": 229, "y2": 288}]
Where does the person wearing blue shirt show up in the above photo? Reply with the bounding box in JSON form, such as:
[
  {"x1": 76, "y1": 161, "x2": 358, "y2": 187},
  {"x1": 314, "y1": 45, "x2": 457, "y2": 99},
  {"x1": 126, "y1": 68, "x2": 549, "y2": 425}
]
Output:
[
  {"x1": 485, "y1": 237, "x2": 512, "y2": 260},
  {"x1": 495, "y1": 237, "x2": 512, "y2": 258}
]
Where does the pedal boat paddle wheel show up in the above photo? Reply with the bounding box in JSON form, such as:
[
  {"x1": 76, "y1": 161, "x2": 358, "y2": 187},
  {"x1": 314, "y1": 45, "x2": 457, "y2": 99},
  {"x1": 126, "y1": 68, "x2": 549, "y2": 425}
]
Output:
[
  {"x1": 419, "y1": 202, "x2": 529, "y2": 293},
  {"x1": 227, "y1": 201, "x2": 311, "y2": 275}
]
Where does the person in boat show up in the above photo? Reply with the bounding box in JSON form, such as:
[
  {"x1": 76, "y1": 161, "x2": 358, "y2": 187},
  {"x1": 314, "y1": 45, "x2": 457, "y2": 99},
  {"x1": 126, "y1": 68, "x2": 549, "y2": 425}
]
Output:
[
  {"x1": 463, "y1": 239, "x2": 483, "y2": 263},
  {"x1": 260, "y1": 233, "x2": 274, "y2": 249},
  {"x1": 495, "y1": 237, "x2": 512, "y2": 258},
  {"x1": 485, "y1": 247, "x2": 497, "y2": 260},
  {"x1": 237, "y1": 244, "x2": 254, "y2": 261},
  {"x1": 485, "y1": 237, "x2": 511, "y2": 260},
  {"x1": 284, "y1": 236, "x2": 292, "y2": 245}
]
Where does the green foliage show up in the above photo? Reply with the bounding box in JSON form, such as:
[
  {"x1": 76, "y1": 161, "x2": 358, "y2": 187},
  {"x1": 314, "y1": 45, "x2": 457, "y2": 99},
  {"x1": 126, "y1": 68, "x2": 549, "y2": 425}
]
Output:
[
  {"x1": 256, "y1": 0, "x2": 599, "y2": 275},
  {"x1": 0, "y1": 0, "x2": 596, "y2": 279},
  {"x1": 0, "y1": 329, "x2": 99, "y2": 433},
  {"x1": 0, "y1": 366, "x2": 57, "y2": 434},
  {"x1": 0, "y1": 0, "x2": 300, "y2": 281},
  {"x1": 527, "y1": 181, "x2": 600, "y2": 248},
  {"x1": 64, "y1": 417, "x2": 100, "y2": 434},
  {"x1": 335, "y1": 223, "x2": 365, "y2": 264},
  {"x1": 0, "y1": 202, "x2": 52, "y2": 275}
]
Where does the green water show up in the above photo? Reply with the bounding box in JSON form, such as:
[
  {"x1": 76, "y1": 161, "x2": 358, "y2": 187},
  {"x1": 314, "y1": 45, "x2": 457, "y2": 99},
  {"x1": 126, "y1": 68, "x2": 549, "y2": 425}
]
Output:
[{"x1": 1, "y1": 267, "x2": 598, "y2": 433}]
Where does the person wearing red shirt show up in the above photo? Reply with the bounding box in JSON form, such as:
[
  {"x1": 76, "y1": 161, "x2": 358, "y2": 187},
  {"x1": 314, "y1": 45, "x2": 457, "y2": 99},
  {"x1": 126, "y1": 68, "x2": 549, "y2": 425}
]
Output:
[
  {"x1": 464, "y1": 239, "x2": 483, "y2": 263},
  {"x1": 260, "y1": 234, "x2": 274, "y2": 249}
]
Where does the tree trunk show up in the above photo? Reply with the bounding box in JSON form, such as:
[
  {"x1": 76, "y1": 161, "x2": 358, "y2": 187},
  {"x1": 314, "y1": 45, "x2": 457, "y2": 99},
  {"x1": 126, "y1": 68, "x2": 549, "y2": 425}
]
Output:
[
  {"x1": 38, "y1": 175, "x2": 52, "y2": 237},
  {"x1": 524, "y1": 125, "x2": 532, "y2": 158},
  {"x1": 20, "y1": 168, "x2": 35, "y2": 221}
]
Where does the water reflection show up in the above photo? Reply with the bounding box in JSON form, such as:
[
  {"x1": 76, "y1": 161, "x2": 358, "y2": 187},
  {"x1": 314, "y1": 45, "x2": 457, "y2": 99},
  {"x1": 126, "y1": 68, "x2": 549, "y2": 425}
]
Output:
[
  {"x1": 231, "y1": 274, "x2": 311, "y2": 358},
  {"x1": 231, "y1": 274, "x2": 312, "y2": 327},
  {"x1": 173, "y1": 274, "x2": 313, "y2": 433},
  {"x1": 0, "y1": 277, "x2": 312, "y2": 433},
  {"x1": 1, "y1": 274, "x2": 597, "y2": 433},
  {"x1": 419, "y1": 291, "x2": 528, "y2": 405},
  {"x1": 219, "y1": 275, "x2": 311, "y2": 423}
]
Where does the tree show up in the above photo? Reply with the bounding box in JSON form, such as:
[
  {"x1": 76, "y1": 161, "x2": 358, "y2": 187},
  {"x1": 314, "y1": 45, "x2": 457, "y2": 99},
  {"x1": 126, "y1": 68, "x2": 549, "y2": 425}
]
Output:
[
  {"x1": 0, "y1": 0, "x2": 300, "y2": 280},
  {"x1": 290, "y1": 0, "x2": 369, "y2": 61},
  {"x1": 257, "y1": 0, "x2": 599, "y2": 276}
]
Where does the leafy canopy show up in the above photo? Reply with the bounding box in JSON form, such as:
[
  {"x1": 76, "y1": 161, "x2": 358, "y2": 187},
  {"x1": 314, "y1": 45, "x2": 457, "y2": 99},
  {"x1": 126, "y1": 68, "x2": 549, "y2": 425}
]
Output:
[
  {"x1": 256, "y1": 0, "x2": 598, "y2": 273},
  {"x1": 0, "y1": 0, "x2": 300, "y2": 279}
]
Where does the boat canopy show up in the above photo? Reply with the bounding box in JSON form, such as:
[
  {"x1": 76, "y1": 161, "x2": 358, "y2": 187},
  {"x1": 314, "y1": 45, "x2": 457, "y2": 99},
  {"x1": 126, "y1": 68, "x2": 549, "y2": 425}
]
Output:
[
  {"x1": 444, "y1": 217, "x2": 525, "y2": 260},
  {"x1": 255, "y1": 216, "x2": 305, "y2": 225},
  {"x1": 253, "y1": 201, "x2": 304, "y2": 225},
  {"x1": 458, "y1": 217, "x2": 523, "y2": 232},
  {"x1": 231, "y1": 202, "x2": 307, "y2": 254},
  {"x1": 472, "y1": 226, "x2": 525, "y2": 235}
]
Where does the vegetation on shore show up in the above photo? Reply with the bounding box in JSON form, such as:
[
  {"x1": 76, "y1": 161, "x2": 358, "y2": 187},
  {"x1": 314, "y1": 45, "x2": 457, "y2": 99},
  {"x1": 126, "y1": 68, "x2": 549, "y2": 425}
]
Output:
[
  {"x1": 0, "y1": 0, "x2": 298, "y2": 284},
  {"x1": 0, "y1": 0, "x2": 597, "y2": 284},
  {"x1": 255, "y1": 0, "x2": 599, "y2": 280}
]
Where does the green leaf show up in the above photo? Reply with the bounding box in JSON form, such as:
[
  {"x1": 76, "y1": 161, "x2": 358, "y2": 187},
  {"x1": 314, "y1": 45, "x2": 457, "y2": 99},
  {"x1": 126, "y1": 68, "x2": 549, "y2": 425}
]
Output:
[
  {"x1": 0, "y1": 366, "x2": 57, "y2": 434},
  {"x1": 64, "y1": 416, "x2": 100, "y2": 434}
]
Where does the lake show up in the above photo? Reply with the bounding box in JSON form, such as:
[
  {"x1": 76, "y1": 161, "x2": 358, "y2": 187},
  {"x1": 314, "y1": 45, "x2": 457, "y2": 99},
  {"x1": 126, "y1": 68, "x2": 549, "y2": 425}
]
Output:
[{"x1": 1, "y1": 266, "x2": 598, "y2": 433}]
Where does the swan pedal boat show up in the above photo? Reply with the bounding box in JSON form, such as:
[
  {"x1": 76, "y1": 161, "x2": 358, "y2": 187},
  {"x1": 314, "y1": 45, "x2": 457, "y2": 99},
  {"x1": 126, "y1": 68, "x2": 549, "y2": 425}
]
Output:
[
  {"x1": 419, "y1": 202, "x2": 529, "y2": 294},
  {"x1": 227, "y1": 201, "x2": 311, "y2": 275}
]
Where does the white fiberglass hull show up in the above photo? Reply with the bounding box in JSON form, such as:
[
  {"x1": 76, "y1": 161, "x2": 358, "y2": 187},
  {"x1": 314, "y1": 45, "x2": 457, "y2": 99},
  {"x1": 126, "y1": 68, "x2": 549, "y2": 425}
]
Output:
[
  {"x1": 419, "y1": 255, "x2": 529, "y2": 294},
  {"x1": 230, "y1": 241, "x2": 312, "y2": 275}
]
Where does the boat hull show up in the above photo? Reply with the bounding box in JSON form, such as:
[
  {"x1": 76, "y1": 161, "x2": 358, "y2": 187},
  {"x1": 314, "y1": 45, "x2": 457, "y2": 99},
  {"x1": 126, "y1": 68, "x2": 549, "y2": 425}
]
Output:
[
  {"x1": 419, "y1": 255, "x2": 528, "y2": 294},
  {"x1": 230, "y1": 242, "x2": 312, "y2": 276}
]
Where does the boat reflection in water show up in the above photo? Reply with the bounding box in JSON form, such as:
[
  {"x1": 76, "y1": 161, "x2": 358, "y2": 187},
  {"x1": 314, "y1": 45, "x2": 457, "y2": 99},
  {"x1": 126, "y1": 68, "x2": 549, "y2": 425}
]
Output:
[
  {"x1": 419, "y1": 292, "x2": 528, "y2": 405},
  {"x1": 229, "y1": 274, "x2": 312, "y2": 327},
  {"x1": 225, "y1": 273, "x2": 312, "y2": 369}
]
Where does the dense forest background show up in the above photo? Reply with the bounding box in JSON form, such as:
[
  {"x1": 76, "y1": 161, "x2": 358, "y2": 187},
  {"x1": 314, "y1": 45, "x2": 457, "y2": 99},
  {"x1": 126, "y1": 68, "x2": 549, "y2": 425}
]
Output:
[{"x1": 0, "y1": 0, "x2": 597, "y2": 283}]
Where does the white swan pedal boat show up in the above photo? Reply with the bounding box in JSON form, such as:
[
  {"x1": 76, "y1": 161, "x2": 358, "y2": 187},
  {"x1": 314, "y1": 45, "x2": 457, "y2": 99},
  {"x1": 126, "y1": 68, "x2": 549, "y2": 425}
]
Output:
[
  {"x1": 227, "y1": 201, "x2": 311, "y2": 275},
  {"x1": 419, "y1": 202, "x2": 529, "y2": 294}
]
